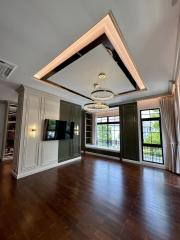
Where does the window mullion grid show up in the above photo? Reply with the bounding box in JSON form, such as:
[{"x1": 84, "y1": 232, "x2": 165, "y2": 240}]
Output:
[
  {"x1": 141, "y1": 109, "x2": 163, "y2": 164},
  {"x1": 96, "y1": 116, "x2": 120, "y2": 150}
]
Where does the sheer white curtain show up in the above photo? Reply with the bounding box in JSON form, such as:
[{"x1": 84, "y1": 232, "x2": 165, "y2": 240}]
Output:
[
  {"x1": 160, "y1": 96, "x2": 177, "y2": 173},
  {"x1": 174, "y1": 82, "x2": 180, "y2": 174}
]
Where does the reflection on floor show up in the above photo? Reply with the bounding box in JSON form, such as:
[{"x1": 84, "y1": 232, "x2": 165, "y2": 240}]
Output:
[{"x1": 0, "y1": 155, "x2": 180, "y2": 240}]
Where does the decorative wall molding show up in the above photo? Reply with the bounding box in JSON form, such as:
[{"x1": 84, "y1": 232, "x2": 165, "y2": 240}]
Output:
[
  {"x1": 13, "y1": 86, "x2": 61, "y2": 179},
  {"x1": 16, "y1": 85, "x2": 61, "y2": 102}
]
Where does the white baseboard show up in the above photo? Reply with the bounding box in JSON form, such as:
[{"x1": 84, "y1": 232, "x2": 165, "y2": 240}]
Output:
[
  {"x1": 122, "y1": 158, "x2": 165, "y2": 169},
  {"x1": 122, "y1": 158, "x2": 140, "y2": 164},
  {"x1": 84, "y1": 154, "x2": 165, "y2": 169},
  {"x1": 85, "y1": 151, "x2": 120, "y2": 160},
  {"x1": 12, "y1": 156, "x2": 81, "y2": 179},
  {"x1": 141, "y1": 161, "x2": 165, "y2": 169}
]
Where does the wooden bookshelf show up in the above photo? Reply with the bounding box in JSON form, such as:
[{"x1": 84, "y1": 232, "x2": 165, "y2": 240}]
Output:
[
  {"x1": 3, "y1": 103, "x2": 18, "y2": 160},
  {"x1": 85, "y1": 113, "x2": 93, "y2": 144}
]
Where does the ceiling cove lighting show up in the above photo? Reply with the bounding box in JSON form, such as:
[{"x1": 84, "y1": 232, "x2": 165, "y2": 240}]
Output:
[
  {"x1": 84, "y1": 102, "x2": 109, "y2": 112},
  {"x1": 91, "y1": 73, "x2": 114, "y2": 101},
  {"x1": 33, "y1": 12, "x2": 145, "y2": 95}
]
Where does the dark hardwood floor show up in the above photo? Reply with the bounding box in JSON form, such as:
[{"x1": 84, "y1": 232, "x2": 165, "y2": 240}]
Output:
[{"x1": 0, "y1": 155, "x2": 180, "y2": 240}]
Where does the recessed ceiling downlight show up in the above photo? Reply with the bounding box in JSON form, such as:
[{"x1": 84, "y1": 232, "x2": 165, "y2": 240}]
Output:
[{"x1": 98, "y1": 72, "x2": 106, "y2": 79}]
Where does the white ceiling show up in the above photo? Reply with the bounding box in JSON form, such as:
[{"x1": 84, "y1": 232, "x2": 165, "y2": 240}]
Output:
[
  {"x1": 49, "y1": 44, "x2": 135, "y2": 98},
  {"x1": 0, "y1": 0, "x2": 179, "y2": 105}
]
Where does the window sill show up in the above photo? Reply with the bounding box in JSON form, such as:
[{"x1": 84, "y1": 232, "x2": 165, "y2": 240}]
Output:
[{"x1": 85, "y1": 144, "x2": 120, "y2": 153}]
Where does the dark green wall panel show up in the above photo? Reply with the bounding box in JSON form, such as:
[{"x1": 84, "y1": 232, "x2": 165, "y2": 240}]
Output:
[
  {"x1": 120, "y1": 102, "x2": 139, "y2": 161},
  {"x1": 58, "y1": 100, "x2": 81, "y2": 162},
  {"x1": 81, "y1": 110, "x2": 86, "y2": 151}
]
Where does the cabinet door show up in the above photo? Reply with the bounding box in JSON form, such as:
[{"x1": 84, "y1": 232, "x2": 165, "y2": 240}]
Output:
[
  {"x1": 81, "y1": 111, "x2": 85, "y2": 150},
  {"x1": 60, "y1": 101, "x2": 71, "y2": 121},
  {"x1": 72, "y1": 135, "x2": 80, "y2": 157},
  {"x1": 120, "y1": 103, "x2": 139, "y2": 161},
  {"x1": 22, "y1": 94, "x2": 41, "y2": 171},
  {"x1": 59, "y1": 101, "x2": 81, "y2": 161},
  {"x1": 58, "y1": 139, "x2": 71, "y2": 162},
  {"x1": 71, "y1": 105, "x2": 81, "y2": 157}
]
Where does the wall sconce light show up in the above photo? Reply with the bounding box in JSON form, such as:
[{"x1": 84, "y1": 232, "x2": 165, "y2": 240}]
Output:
[
  {"x1": 74, "y1": 125, "x2": 79, "y2": 136},
  {"x1": 29, "y1": 125, "x2": 37, "y2": 138}
]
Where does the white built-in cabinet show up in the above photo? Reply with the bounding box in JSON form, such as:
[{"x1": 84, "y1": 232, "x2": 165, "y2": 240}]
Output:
[{"x1": 13, "y1": 86, "x2": 60, "y2": 178}]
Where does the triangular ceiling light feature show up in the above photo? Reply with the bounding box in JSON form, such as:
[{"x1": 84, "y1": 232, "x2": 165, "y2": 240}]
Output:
[{"x1": 34, "y1": 12, "x2": 145, "y2": 99}]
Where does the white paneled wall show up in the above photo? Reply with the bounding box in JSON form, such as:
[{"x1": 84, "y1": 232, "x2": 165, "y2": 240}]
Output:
[
  {"x1": 13, "y1": 86, "x2": 61, "y2": 178},
  {"x1": 40, "y1": 97, "x2": 60, "y2": 166}
]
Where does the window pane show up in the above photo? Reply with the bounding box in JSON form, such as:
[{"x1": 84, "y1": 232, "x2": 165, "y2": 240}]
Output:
[
  {"x1": 150, "y1": 109, "x2": 160, "y2": 118},
  {"x1": 97, "y1": 117, "x2": 102, "y2": 123},
  {"x1": 96, "y1": 122, "x2": 120, "y2": 150},
  {"x1": 143, "y1": 120, "x2": 161, "y2": 145},
  {"x1": 97, "y1": 124, "x2": 107, "y2": 147},
  {"x1": 141, "y1": 109, "x2": 160, "y2": 119},
  {"x1": 109, "y1": 116, "x2": 119, "y2": 122},
  {"x1": 109, "y1": 116, "x2": 114, "y2": 122},
  {"x1": 101, "y1": 117, "x2": 107, "y2": 122},
  {"x1": 141, "y1": 108, "x2": 163, "y2": 164},
  {"x1": 114, "y1": 116, "x2": 120, "y2": 122},
  {"x1": 143, "y1": 146, "x2": 163, "y2": 164},
  {"x1": 141, "y1": 110, "x2": 150, "y2": 119},
  {"x1": 107, "y1": 123, "x2": 120, "y2": 150}
]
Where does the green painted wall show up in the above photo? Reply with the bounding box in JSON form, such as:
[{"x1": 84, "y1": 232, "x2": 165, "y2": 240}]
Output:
[{"x1": 58, "y1": 101, "x2": 81, "y2": 162}]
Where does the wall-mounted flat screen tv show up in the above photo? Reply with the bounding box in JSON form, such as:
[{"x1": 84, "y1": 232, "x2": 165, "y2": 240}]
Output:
[
  {"x1": 43, "y1": 119, "x2": 74, "y2": 141},
  {"x1": 43, "y1": 119, "x2": 58, "y2": 141}
]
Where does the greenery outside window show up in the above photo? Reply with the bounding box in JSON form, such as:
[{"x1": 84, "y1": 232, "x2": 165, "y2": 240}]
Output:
[
  {"x1": 140, "y1": 109, "x2": 164, "y2": 164},
  {"x1": 96, "y1": 116, "x2": 120, "y2": 151}
]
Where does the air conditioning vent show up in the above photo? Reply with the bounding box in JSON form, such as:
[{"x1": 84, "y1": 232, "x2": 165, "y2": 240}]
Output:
[{"x1": 0, "y1": 59, "x2": 17, "y2": 79}]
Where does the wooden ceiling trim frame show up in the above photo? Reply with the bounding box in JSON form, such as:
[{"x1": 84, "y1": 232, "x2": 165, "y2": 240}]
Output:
[
  {"x1": 34, "y1": 12, "x2": 146, "y2": 98},
  {"x1": 104, "y1": 13, "x2": 145, "y2": 90},
  {"x1": 36, "y1": 78, "x2": 92, "y2": 100}
]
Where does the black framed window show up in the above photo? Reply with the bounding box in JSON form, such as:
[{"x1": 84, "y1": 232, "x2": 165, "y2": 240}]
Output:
[
  {"x1": 140, "y1": 109, "x2": 164, "y2": 164},
  {"x1": 96, "y1": 116, "x2": 120, "y2": 150}
]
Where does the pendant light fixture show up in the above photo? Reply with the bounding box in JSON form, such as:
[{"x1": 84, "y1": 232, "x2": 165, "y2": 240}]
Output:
[
  {"x1": 91, "y1": 73, "x2": 114, "y2": 101},
  {"x1": 84, "y1": 101, "x2": 109, "y2": 112}
]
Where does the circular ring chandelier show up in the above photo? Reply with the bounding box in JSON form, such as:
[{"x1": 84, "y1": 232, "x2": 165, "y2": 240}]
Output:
[
  {"x1": 84, "y1": 102, "x2": 109, "y2": 112},
  {"x1": 91, "y1": 88, "x2": 114, "y2": 101},
  {"x1": 90, "y1": 73, "x2": 114, "y2": 101}
]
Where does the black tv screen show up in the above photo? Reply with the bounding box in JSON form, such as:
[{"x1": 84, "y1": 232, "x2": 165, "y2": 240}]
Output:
[
  {"x1": 43, "y1": 119, "x2": 58, "y2": 141},
  {"x1": 43, "y1": 119, "x2": 74, "y2": 141},
  {"x1": 65, "y1": 121, "x2": 74, "y2": 139}
]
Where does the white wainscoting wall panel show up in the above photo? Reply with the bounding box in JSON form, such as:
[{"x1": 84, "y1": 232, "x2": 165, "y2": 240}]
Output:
[
  {"x1": 21, "y1": 93, "x2": 41, "y2": 171},
  {"x1": 13, "y1": 86, "x2": 63, "y2": 178},
  {"x1": 39, "y1": 96, "x2": 60, "y2": 166}
]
